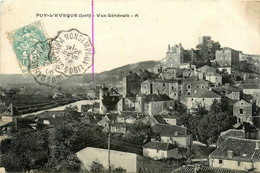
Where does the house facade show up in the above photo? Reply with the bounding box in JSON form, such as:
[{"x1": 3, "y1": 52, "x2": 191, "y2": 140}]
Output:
[
  {"x1": 186, "y1": 90, "x2": 221, "y2": 111},
  {"x1": 233, "y1": 100, "x2": 252, "y2": 123},
  {"x1": 209, "y1": 137, "x2": 260, "y2": 172},
  {"x1": 142, "y1": 141, "x2": 179, "y2": 160},
  {"x1": 152, "y1": 124, "x2": 192, "y2": 149}
]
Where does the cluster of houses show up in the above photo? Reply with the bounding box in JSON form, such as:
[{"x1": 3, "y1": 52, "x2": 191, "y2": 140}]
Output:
[
  {"x1": 81, "y1": 36, "x2": 260, "y2": 172},
  {"x1": 1, "y1": 36, "x2": 260, "y2": 172}
]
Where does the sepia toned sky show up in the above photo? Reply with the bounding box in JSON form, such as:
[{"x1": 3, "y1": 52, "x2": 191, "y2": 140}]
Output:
[{"x1": 0, "y1": 0, "x2": 260, "y2": 74}]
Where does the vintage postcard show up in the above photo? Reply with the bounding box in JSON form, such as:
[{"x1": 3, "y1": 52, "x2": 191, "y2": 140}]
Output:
[{"x1": 0, "y1": 0, "x2": 260, "y2": 172}]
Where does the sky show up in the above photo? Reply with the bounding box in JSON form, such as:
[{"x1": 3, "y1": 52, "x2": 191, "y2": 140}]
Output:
[{"x1": 0, "y1": 0, "x2": 260, "y2": 74}]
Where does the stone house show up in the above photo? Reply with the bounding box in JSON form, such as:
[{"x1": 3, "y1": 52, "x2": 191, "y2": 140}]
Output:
[
  {"x1": 142, "y1": 141, "x2": 179, "y2": 160},
  {"x1": 110, "y1": 123, "x2": 127, "y2": 134},
  {"x1": 211, "y1": 85, "x2": 241, "y2": 101},
  {"x1": 136, "y1": 93, "x2": 175, "y2": 116},
  {"x1": 209, "y1": 137, "x2": 260, "y2": 172},
  {"x1": 215, "y1": 47, "x2": 240, "y2": 74},
  {"x1": 117, "y1": 97, "x2": 135, "y2": 113},
  {"x1": 122, "y1": 72, "x2": 142, "y2": 97},
  {"x1": 180, "y1": 78, "x2": 210, "y2": 103},
  {"x1": 186, "y1": 89, "x2": 221, "y2": 111},
  {"x1": 141, "y1": 79, "x2": 181, "y2": 101},
  {"x1": 205, "y1": 71, "x2": 222, "y2": 85},
  {"x1": 160, "y1": 67, "x2": 182, "y2": 79},
  {"x1": 152, "y1": 124, "x2": 192, "y2": 149},
  {"x1": 77, "y1": 147, "x2": 144, "y2": 172},
  {"x1": 117, "y1": 111, "x2": 138, "y2": 124},
  {"x1": 164, "y1": 44, "x2": 184, "y2": 68},
  {"x1": 233, "y1": 100, "x2": 252, "y2": 123}
]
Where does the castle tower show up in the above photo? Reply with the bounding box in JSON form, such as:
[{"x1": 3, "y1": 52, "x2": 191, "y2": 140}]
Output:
[
  {"x1": 99, "y1": 83, "x2": 107, "y2": 114},
  {"x1": 165, "y1": 43, "x2": 184, "y2": 68}
]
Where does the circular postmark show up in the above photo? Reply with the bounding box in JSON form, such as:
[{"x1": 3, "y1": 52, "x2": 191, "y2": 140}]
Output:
[
  {"x1": 51, "y1": 29, "x2": 93, "y2": 77},
  {"x1": 28, "y1": 29, "x2": 93, "y2": 87}
]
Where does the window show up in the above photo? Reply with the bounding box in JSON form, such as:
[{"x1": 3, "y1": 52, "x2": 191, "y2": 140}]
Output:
[
  {"x1": 187, "y1": 92, "x2": 191, "y2": 96},
  {"x1": 172, "y1": 86, "x2": 174, "y2": 90},
  {"x1": 187, "y1": 84, "x2": 191, "y2": 89},
  {"x1": 202, "y1": 98, "x2": 205, "y2": 101},
  {"x1": 240, "y1": 109, "x2": 243, "y2": 114},
  {"x1": 191, "y1": 98, "x2": 193, "y2": 101},
  {"x1": 163, "y1": 83, "x2": 165, "y2": 87},
  {"x1": 219, "y1": 159, "x2": 223, "y2": 164},
  {"x1": 174, "y1": 93, "x2": 177, "y2": 96},
  {"x1": 201, "y1": 85, "x2": 205, "y2": 89},
  {"x1": 237, "y1": 161, "x2": 241, "y2": 166}
]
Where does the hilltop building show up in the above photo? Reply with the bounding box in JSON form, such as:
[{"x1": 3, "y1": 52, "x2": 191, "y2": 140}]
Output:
[{"x1": 215, "y1": 47, "x2": 240, "y2": 74}]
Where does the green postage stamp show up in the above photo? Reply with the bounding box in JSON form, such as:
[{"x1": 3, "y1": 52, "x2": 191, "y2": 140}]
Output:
[{"x1": 8, "y1": 21, "x2": 53, "y2": 73}]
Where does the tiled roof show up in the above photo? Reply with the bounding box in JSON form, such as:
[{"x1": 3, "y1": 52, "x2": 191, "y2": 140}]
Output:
[
  {"x1": 37, "y1": 110, "x2": 64, "y2": 118},
  {"x1": 240, "y1": 79, "x2": 260, "y2": 89},
  {"x1": 220, "y1": 129, "x2": 245, "y2": 138},
  {"x1": 111, "y1": 122, "x2": 126, "y2": 128},
  {"x1": 145, "y1": 94, "x2": 172, "y2": 103},
  {"x1": 173, "y1": 165, "x2": 248, "y2": 173},
  {"x1": 153, "y1": 115, "x2": 167, "y2": 124},
  {"x1": 188, "y1": 89, "x2": 221, "y2": 98},
  {"x1": 233, "y1": 99, "x2": 252, "y2": 107},
  {"x1": 205, "y1": 71, "x2": 222, "y2": 76},
  {"x1": 210, "y1": 137, "x2": 260, "y2": 162},
  {"x1": 118, "y1": 111, "x2": 137, "y2": 118},
  {"x1": 253, "y1": 149, "x2": 260, "y2": 161},
  {"x1": 152, "y1": 79, "x2": 180, "y2": 83},
  {"x1": 218, "y1": 129, "x2": 245, "y2": 146},
  {"x1": 143, "y1": 141, "x2": 177, "y2": 151},
  {"x1": 152, "y1": 124, "x2": 187, "y2": 136},
  {"x1": 125, "y1": 97, "x2": 136, "y2": 102},
  {"x1": 211, "y1": 86, "x2": 240, "y2": 94}
]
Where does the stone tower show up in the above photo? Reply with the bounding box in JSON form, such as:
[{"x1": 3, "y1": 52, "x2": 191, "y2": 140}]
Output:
[
  {"x1": 165, "y1": 43, "x2": 184, "y2": 68},
  {"x1": 99, "y1": 83, "x2": 107, "y2": 114}
]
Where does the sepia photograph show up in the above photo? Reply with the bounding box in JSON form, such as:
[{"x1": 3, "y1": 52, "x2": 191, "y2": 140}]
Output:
[{"x1": 0, "y1": 0, "x2": 260, "y2": 172}]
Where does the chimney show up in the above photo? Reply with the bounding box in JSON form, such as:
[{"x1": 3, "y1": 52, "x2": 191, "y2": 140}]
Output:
[
  {"x1": 256, "y1": 142, "x2": 259, "y2": 150},
  {"x1": 227, "y1": 150, "x2": 233, "y2": 158}
]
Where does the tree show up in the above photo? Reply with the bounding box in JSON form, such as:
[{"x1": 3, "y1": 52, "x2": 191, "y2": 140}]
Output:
[
  {"x1": 195, "y1": 41, "x2": 221, "y2": 67},
  {"x1": 90, "y1": 161, "x2": 104, "y2": 172},
  {"x1": 64, "y1": 105, "x2": 81, "y2": 121},
  {"x1": 0, "y1": 129, "x2": 49, "y2": 172}
]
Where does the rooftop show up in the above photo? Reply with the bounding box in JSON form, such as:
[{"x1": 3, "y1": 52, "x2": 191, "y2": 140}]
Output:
[
  {"x1": 145, "y1": 94, "x2": 172, "y2": 103},
  {"x1": 188, "y1": 89, "x2": 221, "y2": 98},
  {"x1": 173, "y1": 165, "x2": 248, "y2": 173},
  {"x1": 143, "y1": 141, "x2": 177, "y2": 151},
  {"x1": 210, "y1": 137, "x2": 260, "y2": 162},
  {"x1": 152, "y1": 124, "x2": 187, "y2": 136}
]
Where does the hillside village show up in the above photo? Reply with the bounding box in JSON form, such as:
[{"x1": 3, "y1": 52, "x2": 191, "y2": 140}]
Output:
[{"x1": 1, "y1": 36, "x2": 260, "y2": 172}]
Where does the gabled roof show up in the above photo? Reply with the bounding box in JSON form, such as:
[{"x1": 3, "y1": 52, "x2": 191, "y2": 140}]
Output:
[
  {"x1": 210, "y1": 137, "x2": 260, "y2": 162},
  {"x1": 211, "y1": 86, "x2": 240, "y2": 95},
  {"x1": 145, "y1": 94, "x2": 172, "y2": 103},
  {"x1": 118, "y1": 111, "x2": 138, "y2": 119},
  {"x1": 125, "y1": 97, "x2": 136, "y2": 103},
  {"x1": 152, "y1": 124, "x2": 187, "y2": 136},
  {"x1": 233, "y1": 99, "x2": 252, "y2": 107},
  {"x1": 110, "y1": 122, "x2": 126, "y2": 128},
  {"x1": 240, "y1": 79, "x2": 260, "y2": 89},
  {"x1": 143, "y1": 141, "x2": 177, "y2": 151},
  {"x1": 218, "y1": 129, "x2": 245, "y2": 146},
  {"x1": 188, "y1": 89, "x2": 221, "y2": 98},
  {"x1": 220, "y1": 129, "x2": 245, "y2": 138},
  {"x1": 153, "y1": 115, "x2": 167, "y2": 124},
  {"x1": 152, "y1": 79, "x2": 180, "y2": 83},
  {"x1": 173, "y1": 165, "x2": 248, "y2": 173},
  {"x1": 37, "y1": 110, "x2": 65, "y2": 118},
  {"x1": 205, "y1": 71, "x2": 222, "y2": 77}
]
